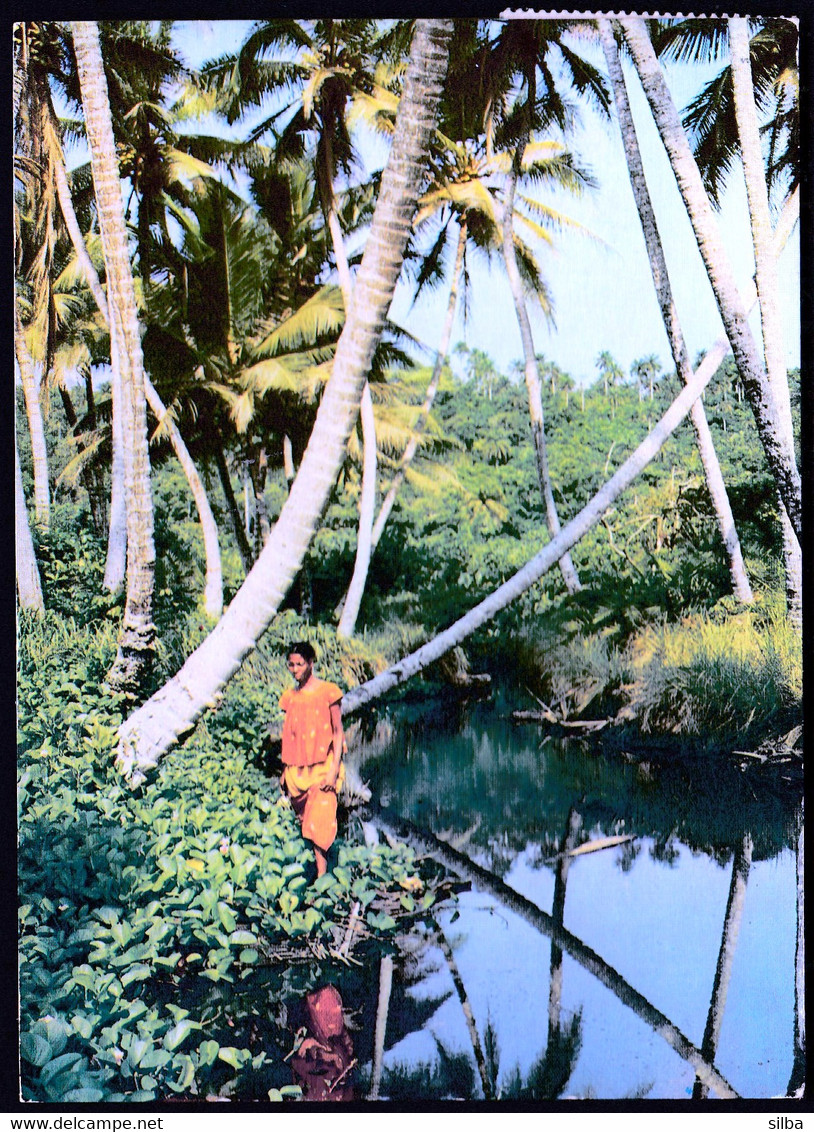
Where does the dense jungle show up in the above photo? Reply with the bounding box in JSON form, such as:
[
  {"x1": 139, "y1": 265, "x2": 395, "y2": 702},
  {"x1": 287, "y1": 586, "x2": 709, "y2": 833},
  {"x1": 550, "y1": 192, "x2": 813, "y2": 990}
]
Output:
[{"x1": 15, "y1": 16, "x2": 802, "y2": 1104}]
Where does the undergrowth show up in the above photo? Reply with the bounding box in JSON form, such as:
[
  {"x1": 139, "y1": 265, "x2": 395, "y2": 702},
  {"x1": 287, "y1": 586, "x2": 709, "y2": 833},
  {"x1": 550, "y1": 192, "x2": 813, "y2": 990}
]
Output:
[{"x1": 18, "y1": 610, "x2": 438, "y2": 1103}]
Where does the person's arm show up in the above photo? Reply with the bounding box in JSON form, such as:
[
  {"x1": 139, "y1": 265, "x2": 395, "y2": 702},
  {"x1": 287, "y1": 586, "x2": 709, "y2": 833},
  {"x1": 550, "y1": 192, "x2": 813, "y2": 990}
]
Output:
[{"x1": 322, "y1": 701, "x2": 344, "y2": 790}]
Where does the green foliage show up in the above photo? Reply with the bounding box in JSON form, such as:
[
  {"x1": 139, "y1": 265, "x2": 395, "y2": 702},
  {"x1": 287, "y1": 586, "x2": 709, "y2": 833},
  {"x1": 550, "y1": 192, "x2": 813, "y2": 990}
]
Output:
[{"x1": 18, "y1": 611, "x2": 436, "y2": 1103}]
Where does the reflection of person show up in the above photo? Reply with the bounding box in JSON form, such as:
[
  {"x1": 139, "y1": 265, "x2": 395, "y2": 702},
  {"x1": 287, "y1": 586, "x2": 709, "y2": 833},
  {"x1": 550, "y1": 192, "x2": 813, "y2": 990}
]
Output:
[
  {"x1": 279, "y1": 642, "x2": 345, "y2": 878},
  {"x1": 289, "y1": 985, "x2": 355, "y2": 1101}
]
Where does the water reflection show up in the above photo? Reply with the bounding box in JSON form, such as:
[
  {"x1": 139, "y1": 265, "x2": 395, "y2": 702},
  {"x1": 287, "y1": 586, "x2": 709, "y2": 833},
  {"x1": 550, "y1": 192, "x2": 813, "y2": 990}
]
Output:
[
  {"x1": 288, "y1": 985, "x2": 356, "y2": 1100},
  {"x1": 342, "y1": 702, "x2": 801, "y2": 1099}
]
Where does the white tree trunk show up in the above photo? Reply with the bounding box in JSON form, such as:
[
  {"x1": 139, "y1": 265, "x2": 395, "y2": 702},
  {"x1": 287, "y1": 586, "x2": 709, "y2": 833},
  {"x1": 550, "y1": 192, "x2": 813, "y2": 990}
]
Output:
[
  {"x1": 372, "y1": 219, "x2": 467, "y2": 550},
  {"x1": 103, "y1": 331, "x2": 128, "y2": 594},
  {"x1": 144, "y1": 379, "x2": 223, "y2": 618},
  {"x1": 54, "y1": 125, "x2": 222, "y2": 615},
  {"x1": 599, "y1": 20, "x2": 753, "y2": 603},
  {"x1": 14, "y1": 305, "x2": 50, "y2": 530},
  {"x1": 343, "y1": 335, "x2": 735, "y2": 715},
  {"x1": 326, "y1": 166, "x2": 379, "y2": 639},
  {"x1": 73, "y1": 20, "x2": 156, "y2": 693},
  {"x1": 502, "y1": 133, "x2": 581, "y2": 594},
  {"x1": 16, "y1": 435, "x2": 44, "y2": 613},
  {"x1": 618, "y1": 16, "x2": 801, "y2": 542},
  {"x1": 729, "y1": 17, "x2": 801, "y2": 626},
  {"x1": 338, "y1": 382, "x2": 377, "y2": 638},
  {"x1": 115, "y1": 20, "x2": 454, "y2": 782}
]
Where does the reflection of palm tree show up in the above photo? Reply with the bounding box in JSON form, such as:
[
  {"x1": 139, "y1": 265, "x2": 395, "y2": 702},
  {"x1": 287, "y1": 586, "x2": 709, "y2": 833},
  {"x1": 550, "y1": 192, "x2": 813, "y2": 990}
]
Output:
[
  {"x1": 371, "y1": 806, "x2": 739, "y2": 1097},
  {"x1": 548, "y1": 808, "x2": 582, "y2": 1035},
  {"x1": 788, "y1": 803, "x2": 804, "y2": 1096},
  {"x1": 692, "y1": 832, "x2": 752, "y2": 1099},
  {"x1": 368, "y1": 953, "x2": 393, "y2": 1100},
  {"x1": 430, "y1": 919, "x2": 493, "y2": 1098}
]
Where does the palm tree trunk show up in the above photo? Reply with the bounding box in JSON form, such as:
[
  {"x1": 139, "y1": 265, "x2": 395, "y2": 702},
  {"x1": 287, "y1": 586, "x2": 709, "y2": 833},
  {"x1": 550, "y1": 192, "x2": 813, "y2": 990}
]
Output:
[
  {"x1": 73, "y1": 19, "x2": 156, "y2": 695},
  {"x1": 144, "y1": 380, "x2": 223, "y2": 618},
  {"x1": 14, "y1": 305, "x2": 50, "y2": 530},
  {"x1": 501, "y1": 106, "x2": 581, "y2": 595},
  {"x1": 692, "y1": 833, "x2": 752, "y2": 1099},
  {"x1": 54, "y1": 124, "x2": 223, "y2": 617},
  {"x1": 343, "y1": 337, "x2": 730, "y2": 715},
  {"x1": 103, "y1": 330, "x2": 128, "y2": 594},
  {"x1": 16, "y1": 436, "x2": 44, "y2": 612},
  {"x1": 368, "y1": 953, "x2": 394, "y2": 1100},
  {"x1": 325, "y1": 171, "x2": 378, "y2": 639},
  {"x1": 729, "y1": 17, "x2": 801, "y2": 627},
  {"x1": 214, "y1": 443, "x2": 253, "y2": 574},
  {"x1": 599, "y1": 21, "x2": 753, "y2": 604},
  {"x1": 372, "y1": 219, "x2": 466, "y2": 551},
  {"x1": 338, "y1": 382, "x2": 377, "y2": 638},
  {"x1": 58, "y1": 383, "x2": 106, "y2": 536},
  {"x1": 618, "y1": 17, "x2": 801, "y2": 543},
  {"x1": 370, "y1": 808, "x2": 739, "y2": 1098},
  {"x1": 115, "y1": 20, "x2": 454, "y2": 782}
]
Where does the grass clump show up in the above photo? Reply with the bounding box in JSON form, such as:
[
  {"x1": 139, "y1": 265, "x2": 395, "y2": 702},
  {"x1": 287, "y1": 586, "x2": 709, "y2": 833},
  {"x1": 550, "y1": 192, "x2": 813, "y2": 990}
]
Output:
[{"x1": 625, "y1": 598, "x2": 801, "y2": 743}]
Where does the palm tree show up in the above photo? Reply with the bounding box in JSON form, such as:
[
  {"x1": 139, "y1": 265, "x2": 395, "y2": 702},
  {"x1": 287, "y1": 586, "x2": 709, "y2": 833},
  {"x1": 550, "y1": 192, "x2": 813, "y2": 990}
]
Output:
[
  {"x1": 13, "y1": 307, "x2": 51, "y2": 530},
  {"x1": 343, "y1": 336, "x2": 732, "y2": 716},
  {"x1": 654, "y1": 16, "x2": 798, "y2": 208},
  {"x1": 72, "y1": 20, "x2": 156, "y2": 695},
  {"x1": 617, "y1": 17, "x2": 801, "y2": 544},
  {"x1": 631, "y1": 355, "x2": 661, "y2": 401},
  {"x1": 728, "y1": 17, "x2": 800, "y2": 626},
  {"x1": 599, "y1": 20, "x2": 753, "y2": 604},
  {"x1": 482, "y1": 20, "x2": 609, "y2": 596},
  {"x1": 207, "y1": 20, "x2": 388, "y2": 639},
  {"x1": 115, "y1": 18, "x2": 455, "y2": 782},
  {"x1": 39, "y1": 95, "x2": 225, "y2": 618},
  {"x1": 15, "y1": 438, "x2": 45, "y2": 613}
]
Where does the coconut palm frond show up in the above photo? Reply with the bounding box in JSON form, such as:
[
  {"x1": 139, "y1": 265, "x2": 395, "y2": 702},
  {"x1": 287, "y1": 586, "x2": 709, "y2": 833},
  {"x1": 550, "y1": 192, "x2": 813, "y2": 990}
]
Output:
[
  {"x1": 252, "y1": 286, "x2": 345, "y2": 356},
  {"x1": 56, "y1": 429, "x2": 107, "y2": 490}
]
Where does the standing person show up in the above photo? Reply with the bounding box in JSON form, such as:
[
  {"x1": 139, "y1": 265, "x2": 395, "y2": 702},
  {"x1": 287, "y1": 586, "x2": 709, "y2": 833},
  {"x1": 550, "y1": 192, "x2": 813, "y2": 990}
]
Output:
[{"x1": 279, "y1": 642, "x2": 346, "y2": 878}]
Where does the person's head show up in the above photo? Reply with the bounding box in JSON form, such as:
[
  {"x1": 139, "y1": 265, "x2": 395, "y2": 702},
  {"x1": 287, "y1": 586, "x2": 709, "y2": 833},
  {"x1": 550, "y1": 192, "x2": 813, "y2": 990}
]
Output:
[{"x1": 287, "y1": 641, "x2": 316, "y2": 684}]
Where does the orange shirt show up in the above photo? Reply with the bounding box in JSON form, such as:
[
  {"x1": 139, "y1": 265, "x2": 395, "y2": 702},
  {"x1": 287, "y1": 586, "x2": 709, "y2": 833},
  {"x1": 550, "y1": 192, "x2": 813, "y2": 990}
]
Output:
[{"x1": 279, "y1": 678, "x2": 343, "y2": 767}]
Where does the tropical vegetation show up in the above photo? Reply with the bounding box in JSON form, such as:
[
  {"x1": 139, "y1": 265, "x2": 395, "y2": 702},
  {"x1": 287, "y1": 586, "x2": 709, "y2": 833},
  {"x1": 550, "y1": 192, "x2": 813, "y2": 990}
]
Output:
[{"x1": 16, "y1": 16, "x2": 800, "y2": 1102}]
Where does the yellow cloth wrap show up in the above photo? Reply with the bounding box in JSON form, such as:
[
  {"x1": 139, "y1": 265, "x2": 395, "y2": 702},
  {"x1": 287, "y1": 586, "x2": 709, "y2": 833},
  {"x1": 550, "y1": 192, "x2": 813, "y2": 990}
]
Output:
[{"x1": 282, "y1": 760, "x2": 346, "y2": 852}]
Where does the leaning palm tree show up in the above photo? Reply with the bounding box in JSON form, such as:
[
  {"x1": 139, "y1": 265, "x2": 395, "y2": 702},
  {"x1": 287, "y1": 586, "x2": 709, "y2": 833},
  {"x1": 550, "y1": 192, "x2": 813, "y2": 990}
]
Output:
[
  {"x1": 115, "y1": 19, "x2": 455, "y2": 782},
  {"x1": 598, "y1": 20, "x2": 753, "y2": 604},
  {"x1": 728, "y1": 17, "x2": 800, "y2": 626},
  {"x1": 72, "y1": 20, "x2": 156, "y2": 695},
  {"x1": 616, "y1": 17, "x2": 800, "y2": 544}
]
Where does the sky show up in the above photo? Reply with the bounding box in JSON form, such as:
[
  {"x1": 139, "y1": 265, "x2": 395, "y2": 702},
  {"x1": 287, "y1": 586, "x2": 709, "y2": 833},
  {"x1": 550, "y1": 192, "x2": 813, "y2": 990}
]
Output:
[{"x1": 171, "y1": 19, "x2": 800, "y2": 389}]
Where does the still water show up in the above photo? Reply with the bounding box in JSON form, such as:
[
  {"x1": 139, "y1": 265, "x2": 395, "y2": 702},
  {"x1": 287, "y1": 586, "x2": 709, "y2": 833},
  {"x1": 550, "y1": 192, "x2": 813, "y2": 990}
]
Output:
[{"x1": 340, "y1": 698, "x2": 802, "y2": 1102}]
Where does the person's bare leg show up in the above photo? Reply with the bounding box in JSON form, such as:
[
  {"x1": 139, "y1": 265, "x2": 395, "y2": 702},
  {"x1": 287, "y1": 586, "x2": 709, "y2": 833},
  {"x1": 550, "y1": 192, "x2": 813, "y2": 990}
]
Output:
[{"x1": 315, "y1": 846, "x2": 328, "y2": 877}]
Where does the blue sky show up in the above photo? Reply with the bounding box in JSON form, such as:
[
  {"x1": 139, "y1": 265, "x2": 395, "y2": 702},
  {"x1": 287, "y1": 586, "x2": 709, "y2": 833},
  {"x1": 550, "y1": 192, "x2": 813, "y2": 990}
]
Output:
[{"x1": 172, "y1": 19, "x2": 800, "y2": 389}]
